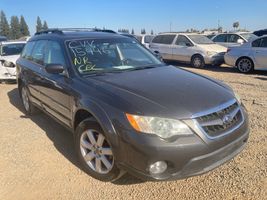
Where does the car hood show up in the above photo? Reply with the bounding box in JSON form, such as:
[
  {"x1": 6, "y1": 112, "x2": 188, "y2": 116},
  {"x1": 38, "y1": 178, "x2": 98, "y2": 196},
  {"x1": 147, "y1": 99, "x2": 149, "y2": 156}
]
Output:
[
  {"x1": 88, "y1": 65, "x2": 235, "y2": 119},
  {"x1": 197, "y1": 44, "x2": 227, "y2": 53}
]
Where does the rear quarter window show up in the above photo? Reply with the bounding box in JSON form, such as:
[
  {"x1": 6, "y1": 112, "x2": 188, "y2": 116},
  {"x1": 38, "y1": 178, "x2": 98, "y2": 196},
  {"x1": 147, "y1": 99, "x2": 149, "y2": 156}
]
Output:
[{"x1": 21, "y1": 41, "x2": 35, "y2": 60}]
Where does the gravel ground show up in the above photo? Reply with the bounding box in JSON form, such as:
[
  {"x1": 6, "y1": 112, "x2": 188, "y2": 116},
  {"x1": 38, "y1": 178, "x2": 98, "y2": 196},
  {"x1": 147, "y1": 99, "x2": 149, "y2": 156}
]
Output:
[{"x1": 0, "y1": 65, "x2": 266, "y2": 200}]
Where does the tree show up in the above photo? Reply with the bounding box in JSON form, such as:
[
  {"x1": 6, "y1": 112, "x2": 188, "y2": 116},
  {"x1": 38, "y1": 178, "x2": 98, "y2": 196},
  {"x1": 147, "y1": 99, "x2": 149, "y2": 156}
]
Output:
[
  {"x1": 218, "y1": 26, "x2": 223, "y2": 33},
  {"x1": 42, "y1": 20, "x2": 48, "y2": 30},
  {"x1": 36, "y1": 16, "x2": 42, "y2": 32},
  {"x1": 10, "y1": 16, "x2": 21, "y2": 39},
  {"x1": 0, "y1": 10, "x2": 10, "y2": 38},
  {"x1": 20, "y1": 15, "x2": 30, "y2": 36},
  {"x1": 151, "y1": 30, "x2": 154, "y2": 35},
  {"x1": 141, "y1": 28, "x2": 146, "y2": 34},
  {"x1": 131, "y1": 28, "x2": 134, "y2": 35},
  {"x1": 233, "y1": 22, "x2": 239, "y2": 30}
]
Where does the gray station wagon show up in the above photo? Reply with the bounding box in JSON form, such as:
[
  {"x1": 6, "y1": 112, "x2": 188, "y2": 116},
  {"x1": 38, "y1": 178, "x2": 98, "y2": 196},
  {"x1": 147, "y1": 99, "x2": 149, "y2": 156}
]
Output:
[{"x1": 16, "y1": 28, "x2": 249, "y2": 182}]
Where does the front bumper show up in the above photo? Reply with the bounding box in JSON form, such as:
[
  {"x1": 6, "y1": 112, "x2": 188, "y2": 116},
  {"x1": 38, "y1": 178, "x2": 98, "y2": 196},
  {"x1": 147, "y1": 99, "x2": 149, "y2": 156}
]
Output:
[
  {"x1": 204, "y1": 54, "x2": 225, "y2": 65},
  {"x1": 115, "y1": 108, "x2": 249, "y2": 181}
]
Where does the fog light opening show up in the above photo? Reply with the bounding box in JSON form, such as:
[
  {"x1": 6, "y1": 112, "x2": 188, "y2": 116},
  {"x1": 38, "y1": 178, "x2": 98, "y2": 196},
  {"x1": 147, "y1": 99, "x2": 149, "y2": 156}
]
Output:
[{"x1": 149, "y1": 161, "x2": 167, "y2": 175}]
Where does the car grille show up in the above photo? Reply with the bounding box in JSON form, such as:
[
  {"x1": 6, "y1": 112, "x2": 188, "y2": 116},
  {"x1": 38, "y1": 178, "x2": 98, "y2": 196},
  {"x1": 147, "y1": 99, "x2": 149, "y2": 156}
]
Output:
[{"x1": 195, "y1": 102, "x2": 243, "y2": 138}]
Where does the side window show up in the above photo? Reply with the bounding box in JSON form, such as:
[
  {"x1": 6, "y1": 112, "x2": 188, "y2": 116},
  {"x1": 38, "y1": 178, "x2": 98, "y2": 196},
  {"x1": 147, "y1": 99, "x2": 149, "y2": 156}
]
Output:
[
  {"x1": 175, "y1": 35, "x2": 192, "y2": 46},
  {"x1": 228, "y1": 34, "x2": 241, "y2": 43},
  {"x1": 44, "y1": 41, "x2": 65, "y2": 66},
  {"x1": 152, "y1": 35, "x2": 163, "y2": 44},
  {"x1": 21, "y1": 41, "x2": 35, "y2": 60},
  {"x1": 213, "y1": 34, "x2": 227, "y2": 42},
  {"x1": 161, "y1": 35, "x2": 176, "y2": 44},
  {"x1": 31, "y1": 40, "x2": 47, "y2": 65},
  {"x1": 260, "y1": 38, "x2": 267, "y2": 48},
  {"x1": 252, "y1": 38, "x2": 262, "y2": 47}
]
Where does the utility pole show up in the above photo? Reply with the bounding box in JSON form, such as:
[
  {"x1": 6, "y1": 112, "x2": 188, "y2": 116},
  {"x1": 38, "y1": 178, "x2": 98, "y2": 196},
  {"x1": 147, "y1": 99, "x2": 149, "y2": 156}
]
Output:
[{"x1": 170, "y1": 22, "x2": 172, "y2": 32}]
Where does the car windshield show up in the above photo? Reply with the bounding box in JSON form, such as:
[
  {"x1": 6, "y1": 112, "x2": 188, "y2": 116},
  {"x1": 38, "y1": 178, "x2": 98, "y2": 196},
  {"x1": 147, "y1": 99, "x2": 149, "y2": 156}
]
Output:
[
  {"x1": 1, "y1": 43, "x2": 25, "y2": 56},
  {"x1": 66, "y1": 38, "x2": 162, "y2": 75},
  {"x1": 188, "y1": 35, "x2": 214, "y2": 44},
  {"x1": 240, "y1": 33, "x2": 258, "y2": 41}
]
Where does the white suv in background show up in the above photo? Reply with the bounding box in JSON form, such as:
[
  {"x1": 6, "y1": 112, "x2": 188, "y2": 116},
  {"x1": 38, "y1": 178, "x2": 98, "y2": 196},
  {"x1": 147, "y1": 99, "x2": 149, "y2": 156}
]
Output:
[
  {"x1": 0, "y1": 41, "x2": 26, "y2": 82},
  {"x1": 135, "y1": 34, "x2": 154, "y2": 49},
  {"x1": 149, "y1": 33, "x2": 226, "y2": 68}
]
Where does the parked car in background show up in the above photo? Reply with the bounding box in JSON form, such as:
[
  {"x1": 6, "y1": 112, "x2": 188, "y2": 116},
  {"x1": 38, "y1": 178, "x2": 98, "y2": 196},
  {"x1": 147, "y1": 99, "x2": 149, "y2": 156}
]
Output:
[
  {"x1": 211, "y1": 32, "x2": 258, "y2": 47},
  {"x1": 225, "y1": 35, "x2": 267, "y2": 73},
  {"x1": 150, "y1": 33, "x2": 226, "y2": 68},
  {"x1": 16, "y1": 28, "x2": 249, "y2": 182},
  {"x1": 0, "y1": 36, "x2": 7, "y2": 42},
  {"x1": 253, "y1": 29, "x2": 267, "y2": 37},
  {"x1": 135, "y1": 34, "x2": 155, "y2": 49},
  {"x1": 0, "y1": 41, "x2": 26, "y2": 81}
]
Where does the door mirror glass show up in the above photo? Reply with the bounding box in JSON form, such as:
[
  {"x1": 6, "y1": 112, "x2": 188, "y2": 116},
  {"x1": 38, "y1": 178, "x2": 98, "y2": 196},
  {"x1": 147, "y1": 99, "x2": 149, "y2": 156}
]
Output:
[{"x1": 45, "y1": 64, "x2": 64, "y2": 74}]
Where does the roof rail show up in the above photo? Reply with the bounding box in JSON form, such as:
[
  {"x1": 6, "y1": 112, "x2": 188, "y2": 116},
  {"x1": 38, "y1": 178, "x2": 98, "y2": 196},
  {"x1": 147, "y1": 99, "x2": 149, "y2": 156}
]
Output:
[{"x1": 34, "y1": 28, "x2": 116, "y2": 35}]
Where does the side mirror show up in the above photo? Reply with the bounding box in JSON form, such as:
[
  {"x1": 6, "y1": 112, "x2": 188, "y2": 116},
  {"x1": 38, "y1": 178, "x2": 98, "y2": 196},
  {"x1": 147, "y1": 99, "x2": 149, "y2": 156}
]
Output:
[
  {"x1": 237, "y1": 39, "x2": 244, "y2": 44},
  {"x1": 45, "y1": 64, "x2": 65, "y2": 74}
]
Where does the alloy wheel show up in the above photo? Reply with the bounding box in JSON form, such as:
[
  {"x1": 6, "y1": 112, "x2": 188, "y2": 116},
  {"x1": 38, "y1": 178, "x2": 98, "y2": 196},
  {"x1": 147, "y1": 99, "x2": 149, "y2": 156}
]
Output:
[
  {"x1": 21, "y1": 87, "x2": 30, "y2": 112},
  {"x1": 238, "y1": 58, "x2": 253, "y2": 73},
  {"x1": 80, "y1": 129, "x2": 114, "y2": 174}
]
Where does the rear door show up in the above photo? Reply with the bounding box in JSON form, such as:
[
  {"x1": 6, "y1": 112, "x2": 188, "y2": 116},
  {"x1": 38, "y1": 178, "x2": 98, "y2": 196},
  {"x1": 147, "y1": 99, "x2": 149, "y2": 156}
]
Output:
[
  {"x1": 22, "y1": 40, "x2": 47, "y2": 105},
  {"x1": 252, "y1": 37, "x2": 267, "y2": 69},
  {"x1": 150, "y1": 35, "x2": 176, "y2": 60},
  {"x1": 172, "y1": 35, "x2": 194, "y2": 62},
  {"x1": 213, "y1": 34, "x2": 228, "y2": 47}
]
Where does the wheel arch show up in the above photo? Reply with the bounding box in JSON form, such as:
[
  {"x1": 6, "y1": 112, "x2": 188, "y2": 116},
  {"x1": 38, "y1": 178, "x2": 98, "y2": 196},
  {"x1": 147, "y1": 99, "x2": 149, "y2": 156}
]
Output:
[
  {"x1": 72, "y1": 103, "x2": 118, "y2": 145},
  {"x1": 235, "y1": 56, "x2": 254, "y2": 67}
]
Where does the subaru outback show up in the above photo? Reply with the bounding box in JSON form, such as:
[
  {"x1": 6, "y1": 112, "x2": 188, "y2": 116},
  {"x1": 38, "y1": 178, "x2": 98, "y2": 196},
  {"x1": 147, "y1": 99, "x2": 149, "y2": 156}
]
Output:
[{"x1": 16, "y1": 28, "x2": 249, "y2": 182}]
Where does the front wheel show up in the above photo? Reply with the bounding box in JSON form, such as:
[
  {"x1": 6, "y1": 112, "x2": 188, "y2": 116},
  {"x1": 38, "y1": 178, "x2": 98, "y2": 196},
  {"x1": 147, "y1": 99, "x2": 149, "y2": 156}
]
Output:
[
  {"x1": 75, "y1": 119, "x2": 123, "y2": 182},
  {"x1": 191, "y1": 55, "x2": 205, "y2": 68},
  {"x1": 236, "y1": 58, "x2": 254, "y2": 73}
]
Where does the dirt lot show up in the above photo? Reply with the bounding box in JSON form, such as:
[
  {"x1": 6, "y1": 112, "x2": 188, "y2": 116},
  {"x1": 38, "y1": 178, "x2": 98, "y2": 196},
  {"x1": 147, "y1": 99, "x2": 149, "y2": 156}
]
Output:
[{"x1": 0, "y1": 65, "x2": 266, "y2": 200}]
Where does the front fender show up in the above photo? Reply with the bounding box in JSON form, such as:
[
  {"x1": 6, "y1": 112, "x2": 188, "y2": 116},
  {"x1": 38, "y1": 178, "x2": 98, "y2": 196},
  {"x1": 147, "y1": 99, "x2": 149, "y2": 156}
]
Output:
[{"x1": 72, "y1": 98, "x2": 119, "y2": 147}]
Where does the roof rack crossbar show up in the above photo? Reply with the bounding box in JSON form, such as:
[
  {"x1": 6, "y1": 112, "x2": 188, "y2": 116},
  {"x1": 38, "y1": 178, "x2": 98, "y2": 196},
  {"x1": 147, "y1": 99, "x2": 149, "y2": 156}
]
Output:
[{"x1": 34, "y1": 28, "x2": 116, "y2": 35}]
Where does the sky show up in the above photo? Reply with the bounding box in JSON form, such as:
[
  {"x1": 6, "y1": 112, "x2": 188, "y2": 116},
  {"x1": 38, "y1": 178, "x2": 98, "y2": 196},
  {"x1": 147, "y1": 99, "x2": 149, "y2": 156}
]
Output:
[{"x1": 1, "y1": 0, "x2": 267, "y2": 35}]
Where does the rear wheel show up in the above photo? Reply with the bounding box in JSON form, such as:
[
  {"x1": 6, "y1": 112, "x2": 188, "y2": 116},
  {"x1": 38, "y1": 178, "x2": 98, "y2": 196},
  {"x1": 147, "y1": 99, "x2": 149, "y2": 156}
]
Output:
[
  {"x1": 75, "y1": 119, "x2": 123, "y2": 182},
  {"x1": 20, "y1": 85, "x2": 38, "y2": 115},
  {"x1": 236, "y1": 57, "x2": 254, "y2": 73},
  {"x1": 191, "y1": 55, "x2": 205, "y2": 68}
]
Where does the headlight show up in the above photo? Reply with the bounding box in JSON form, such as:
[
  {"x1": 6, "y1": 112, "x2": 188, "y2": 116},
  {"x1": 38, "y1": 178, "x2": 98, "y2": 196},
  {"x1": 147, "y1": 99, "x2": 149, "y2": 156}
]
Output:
[
  {"x1": 3, "y1": 61, "x2": 15, "y2": 68},
  {"x1": 126, "y1": 114, "x2": 193, "y2": 139},
  {"x1": 206, "y1": 51, "x2": 217, "y2": 57},
  {"x1": 234, "y1": 92, "x2": 242, "y2": 105}
]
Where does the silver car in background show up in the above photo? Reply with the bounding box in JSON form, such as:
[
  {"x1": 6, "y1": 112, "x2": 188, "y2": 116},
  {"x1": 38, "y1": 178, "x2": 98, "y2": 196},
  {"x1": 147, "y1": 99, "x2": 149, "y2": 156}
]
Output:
[
  {"x1": 135, "y1": 34, "x2": 154, "y2": 49},
  {"x1": 150, "y1": 33, "x2": 226, "y2": 68},
  {"x1": 212, "y1": 32, "x2": 258, "y2": 47},
  {"x1": 225, "y1": 35, "x2": 267, "y2": 73},
  {"x1": 0, "y1": 41, "x2": 26, "y2": 81}
]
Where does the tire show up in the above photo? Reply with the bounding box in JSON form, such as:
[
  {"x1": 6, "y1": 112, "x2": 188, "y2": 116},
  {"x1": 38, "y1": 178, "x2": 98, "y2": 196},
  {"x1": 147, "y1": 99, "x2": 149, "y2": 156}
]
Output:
[
  {"x1": 20, "y1": 85, "x2": 38, "y2": 115},
  {"x1": 236, "y1": 57, "x2": 254, "y2": 73},
  {"x1": 75, "y1": 119, "x2": 122, "y2": 182},
  {"x1": 191, "y1": 55, "x2": 205, "y2": 68}
]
